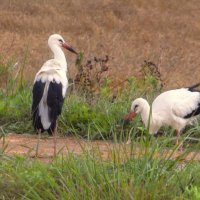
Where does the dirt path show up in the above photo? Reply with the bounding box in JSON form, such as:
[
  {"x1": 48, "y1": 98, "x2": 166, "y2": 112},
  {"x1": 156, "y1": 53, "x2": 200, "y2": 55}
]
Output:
[
  {"x1": 0, "y1": 133, "x2": 117, "y2": 161},
  {"x1": 1, "y1": 134, "x2": 200, "y2": 163}
]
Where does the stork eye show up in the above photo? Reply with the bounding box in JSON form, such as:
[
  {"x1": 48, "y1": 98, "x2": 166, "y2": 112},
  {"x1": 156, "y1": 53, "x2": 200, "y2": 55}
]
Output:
[
  {"x1": 58, "y1": 39, "x2": 63, "y2": 43},
  {"x1": 134, "y1": 105, "x2": 139, "y2": 109}
]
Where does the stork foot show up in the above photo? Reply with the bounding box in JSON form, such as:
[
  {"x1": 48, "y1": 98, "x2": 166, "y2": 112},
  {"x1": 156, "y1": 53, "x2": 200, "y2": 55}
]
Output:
[{"x1": 176, "y1": 130, "x2": 183, "y2": 151}]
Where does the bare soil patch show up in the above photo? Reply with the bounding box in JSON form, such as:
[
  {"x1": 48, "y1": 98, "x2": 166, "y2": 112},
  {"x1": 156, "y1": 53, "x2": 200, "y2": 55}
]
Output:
[
  {"x1": 0, "y1": 133, "x2": 116, "y2": 161},
  {"x1": 1, "y1": 134, "x2": 200, "y2": 163}
]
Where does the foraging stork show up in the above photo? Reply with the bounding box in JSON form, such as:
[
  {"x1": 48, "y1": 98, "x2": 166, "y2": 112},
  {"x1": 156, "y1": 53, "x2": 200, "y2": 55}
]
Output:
[
  {"x1": 125, "y1": 83, "x2": 200, "y2": 145},
  {"x1": 32, "y1": 34, "x2": 77, "y2": 156}
]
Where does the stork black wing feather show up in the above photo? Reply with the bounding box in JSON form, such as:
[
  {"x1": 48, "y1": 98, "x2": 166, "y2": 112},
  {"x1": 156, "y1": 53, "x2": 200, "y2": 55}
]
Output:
[
  {"x1": 188, "y1": 82, "x2": 200, "y2": 92},
  {"x1": 184, "y1": 103, "x2": 200, "y2": 119},
  {"x1": 47, "y1": 81, "x2": 64, "y2": 126},
  {"x1": 32, "y1": 80, "x2": 46, "y2": 131},
  {"x1": 184, "y1": 84, "x2": 200, "y2": 118}
]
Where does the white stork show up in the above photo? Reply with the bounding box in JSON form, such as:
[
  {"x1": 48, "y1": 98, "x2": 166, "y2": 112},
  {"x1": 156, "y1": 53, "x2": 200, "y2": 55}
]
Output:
[
  {"x1": 125, "y1": 83, "x2": 200, "y2": 145},
  {"x1": 32, "y1": 34, "x2": 77, "y2": 156}
]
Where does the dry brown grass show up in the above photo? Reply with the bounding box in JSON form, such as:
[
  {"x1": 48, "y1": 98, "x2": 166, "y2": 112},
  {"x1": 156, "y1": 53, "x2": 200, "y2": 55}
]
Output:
[{"x1": 0, "y1": 0, "x2": 200, "y2": 88}]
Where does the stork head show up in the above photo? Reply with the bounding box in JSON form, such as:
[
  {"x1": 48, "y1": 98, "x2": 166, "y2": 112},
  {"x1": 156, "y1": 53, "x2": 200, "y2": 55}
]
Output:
[
  {"x1": 48, "y1": 34, "x2": 78, "y2": 55},
  {"x1": 124, "y1": 98, "x2": 146, "y2": 122}
]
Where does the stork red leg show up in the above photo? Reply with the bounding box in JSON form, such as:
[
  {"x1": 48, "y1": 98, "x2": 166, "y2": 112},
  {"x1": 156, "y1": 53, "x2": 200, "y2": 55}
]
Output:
[
  {"x1": 35, "y1": 129, "x2": 41, "y2": 158},
  {"x1": 176, "y1": 129, "x2": 180, "y2": 146},
  {"x1": 53, "y1": 123, "x2": 57, "y2": 158}
]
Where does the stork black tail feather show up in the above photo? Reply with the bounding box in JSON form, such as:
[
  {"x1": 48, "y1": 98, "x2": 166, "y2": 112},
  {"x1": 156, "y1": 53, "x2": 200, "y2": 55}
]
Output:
[
  {"x1": 32, "y1": 108, "x2": 56, "y2": 135},
  {"x1": 188, "y1": 82, "x2": 200, "y2": 92},
  {"x1": 32, "y1": 109, "x2": 45, "y2": 133},
  {"x1": 47, "y1": 120, "x2": 56, "y2": 135}
]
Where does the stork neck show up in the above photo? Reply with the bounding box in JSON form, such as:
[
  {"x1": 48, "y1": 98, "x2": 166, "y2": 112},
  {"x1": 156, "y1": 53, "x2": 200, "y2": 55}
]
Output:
[
  {"x1": 140, "y1": 100, "x2": 152, "y2": 128},
  {"x1": 51, "y1": 45, "x2": 67, "y2": 70}
]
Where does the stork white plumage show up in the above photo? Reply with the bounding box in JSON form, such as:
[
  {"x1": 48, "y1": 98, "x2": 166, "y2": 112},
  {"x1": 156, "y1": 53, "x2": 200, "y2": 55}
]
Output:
[
  {"x1": 125, "y1": 83, "x2": 200, "y2": 145},
  {"x1": 32, "y1": 34, "x2": 77, "y2": 156}
]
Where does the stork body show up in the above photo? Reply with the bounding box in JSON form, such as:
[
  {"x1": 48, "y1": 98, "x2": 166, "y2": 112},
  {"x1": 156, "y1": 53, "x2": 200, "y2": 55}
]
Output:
[
  {"x1": 32, "y1": 60, "x2": 68, "y2": 134},
  {"x1": 125, "y1": 83, "x2": 200, "y2": 145},
  {"x1": 32, "y1": 34, "x2": 77, "y2": 156}
]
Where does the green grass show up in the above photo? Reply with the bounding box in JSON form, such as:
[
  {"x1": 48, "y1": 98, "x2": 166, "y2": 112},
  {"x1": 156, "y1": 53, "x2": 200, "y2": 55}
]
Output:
[
  {"x1": 0, "y1": 86, "x2": 32, "y2": 133},
  {"x1": 0, "y1": 140, "x2": 200, "y2": 200}
]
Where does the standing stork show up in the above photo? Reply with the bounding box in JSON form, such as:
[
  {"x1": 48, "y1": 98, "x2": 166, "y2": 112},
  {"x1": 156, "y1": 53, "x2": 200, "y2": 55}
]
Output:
[
  {"x1": 32, "y1": 34, "x2": 77, "y2": 156},
  {"x1": 124, "y1": 83, "x2": 200, "y2": 146}
]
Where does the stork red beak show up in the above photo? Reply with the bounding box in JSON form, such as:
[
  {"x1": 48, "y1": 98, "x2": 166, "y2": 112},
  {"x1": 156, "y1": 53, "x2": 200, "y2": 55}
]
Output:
[
  {"x1": 124, "y1": 111, "x2": 137, "y2": 124},
  {"x1": 62, "y1": 42, "x2": 78, "y2": 55}
]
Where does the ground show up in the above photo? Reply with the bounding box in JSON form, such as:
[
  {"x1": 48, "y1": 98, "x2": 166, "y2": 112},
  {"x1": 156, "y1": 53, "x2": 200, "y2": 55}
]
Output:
[
  {"x1": 1, "y1": 133, "x2": 116, "y2": 162},
  {"x1": 1, "y1": 133, "x2": 200, "y2": 163}
]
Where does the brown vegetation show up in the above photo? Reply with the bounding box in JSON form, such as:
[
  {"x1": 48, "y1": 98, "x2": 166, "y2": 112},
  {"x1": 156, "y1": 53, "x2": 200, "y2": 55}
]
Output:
[{"x1": 0, "y1": 0, "x2": 200, "y2": 88}]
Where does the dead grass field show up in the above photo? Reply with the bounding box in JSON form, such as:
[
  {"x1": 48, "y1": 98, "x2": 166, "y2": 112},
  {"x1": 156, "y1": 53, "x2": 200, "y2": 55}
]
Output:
[{"x1": 0, "y1": 0, "x2": 200, "y2": 88}]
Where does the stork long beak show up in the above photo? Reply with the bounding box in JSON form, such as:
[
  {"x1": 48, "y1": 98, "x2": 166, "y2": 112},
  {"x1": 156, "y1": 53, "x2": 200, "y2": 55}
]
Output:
[
  {"x1": 62, "y1": 42, "x2": 78, "y2": 55},
  {"x1": 123, "y1": 111, "x2": 137, "y2": 125}
]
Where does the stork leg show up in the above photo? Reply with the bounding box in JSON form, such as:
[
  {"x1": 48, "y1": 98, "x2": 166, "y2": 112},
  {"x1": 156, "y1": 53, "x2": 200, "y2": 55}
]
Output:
[
  {"x1": 53, "y1": 123, "x2": 57, "y2": 158},
  {"x1": 126, "y1": 131, "x2": 132, "y2": 144},
  {"x1": 35, "y1": 129, "x2": 41, "y2": 157},
  {"x1": 176, "y1": 130, "x2": 183, "y2": 150},
  {"x1": 176, "y1": 130, "x2": 180, "y2": 146}
]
